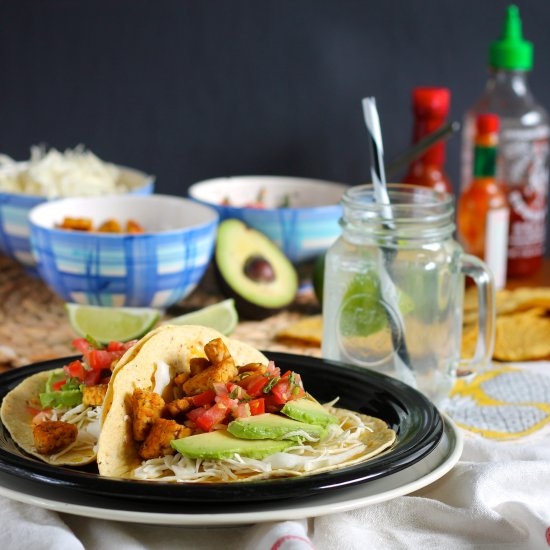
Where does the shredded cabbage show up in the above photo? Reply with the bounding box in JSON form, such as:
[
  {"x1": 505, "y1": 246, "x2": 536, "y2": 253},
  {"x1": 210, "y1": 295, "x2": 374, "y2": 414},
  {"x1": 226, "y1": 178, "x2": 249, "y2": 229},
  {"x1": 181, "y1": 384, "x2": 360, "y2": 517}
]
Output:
[
  {"x1": 133, "y1": 405, "x2": 394, "y2": 483},
  {"x1": 0, "y1": 145, "x2": 125, "y2": 198}
]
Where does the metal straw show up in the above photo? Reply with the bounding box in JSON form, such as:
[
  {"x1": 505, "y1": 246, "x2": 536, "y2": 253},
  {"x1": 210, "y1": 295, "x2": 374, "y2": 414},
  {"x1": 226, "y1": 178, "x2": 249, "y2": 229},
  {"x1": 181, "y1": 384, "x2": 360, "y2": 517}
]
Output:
[
  {"x1": 361, "y1": 97, "x2": 415, "y2": 385},
  {"x1": 386, "y1": 120, "x2": 460, "y2": 178}
]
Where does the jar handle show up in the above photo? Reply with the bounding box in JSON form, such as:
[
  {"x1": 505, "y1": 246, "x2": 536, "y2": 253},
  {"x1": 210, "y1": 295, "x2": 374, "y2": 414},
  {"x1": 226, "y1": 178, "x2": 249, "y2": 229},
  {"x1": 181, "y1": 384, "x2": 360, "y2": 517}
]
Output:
[{"x1": 458, "y1": 254, "x2": 496, "y2": 375}]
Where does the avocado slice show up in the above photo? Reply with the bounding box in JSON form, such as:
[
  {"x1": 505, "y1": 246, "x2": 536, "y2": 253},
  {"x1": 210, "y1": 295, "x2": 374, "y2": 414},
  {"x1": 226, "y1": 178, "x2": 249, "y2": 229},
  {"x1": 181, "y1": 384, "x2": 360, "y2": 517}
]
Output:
[
  {"x1": 215, "y1": 219, "x2": 298, "y2": 320},
  {"x1": 171, "y1": 430, "x2": 293, "y2": 460},
  {"x1": 227, "y1": 413, "x2": 325, "y2": 441},
  {"x1": 281, "y1": 398, "x2": 339, "y2": 427}
]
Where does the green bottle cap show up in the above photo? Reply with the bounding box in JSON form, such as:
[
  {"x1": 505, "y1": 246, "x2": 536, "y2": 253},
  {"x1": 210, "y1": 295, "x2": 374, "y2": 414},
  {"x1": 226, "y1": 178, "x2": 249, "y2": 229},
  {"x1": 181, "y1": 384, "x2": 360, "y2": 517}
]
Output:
[{"x1": 489, "y1": 5, "x2": 533, "y2": 71}]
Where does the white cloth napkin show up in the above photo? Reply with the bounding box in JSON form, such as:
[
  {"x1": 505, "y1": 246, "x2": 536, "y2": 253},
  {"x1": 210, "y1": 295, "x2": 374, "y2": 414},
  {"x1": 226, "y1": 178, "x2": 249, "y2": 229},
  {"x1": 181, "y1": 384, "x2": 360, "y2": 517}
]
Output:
[{"x1": 3, "y1": 362, "x2": 550, "y2": 550}]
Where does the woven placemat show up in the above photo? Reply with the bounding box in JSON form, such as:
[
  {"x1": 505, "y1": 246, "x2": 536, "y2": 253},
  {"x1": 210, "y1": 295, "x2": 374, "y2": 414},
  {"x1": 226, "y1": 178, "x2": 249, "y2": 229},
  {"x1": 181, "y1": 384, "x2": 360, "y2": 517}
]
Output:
[{"x1": 0, "y1": 256, "x2": 321, "y2": 371}]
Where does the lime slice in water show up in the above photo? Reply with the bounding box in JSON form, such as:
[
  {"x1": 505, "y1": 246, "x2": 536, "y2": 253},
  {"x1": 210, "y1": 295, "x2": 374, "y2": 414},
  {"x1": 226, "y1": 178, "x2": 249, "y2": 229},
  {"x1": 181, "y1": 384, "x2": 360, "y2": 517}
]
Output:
[
  {"x1": 65, "y1": 303, "x2": 161, "y2": 343},
  {"x1": 339, "y1": 272, "x2": 414, "y2": 338},
  {"x1": 166, "y1": 298, "x2": 238, "y2": 335}
]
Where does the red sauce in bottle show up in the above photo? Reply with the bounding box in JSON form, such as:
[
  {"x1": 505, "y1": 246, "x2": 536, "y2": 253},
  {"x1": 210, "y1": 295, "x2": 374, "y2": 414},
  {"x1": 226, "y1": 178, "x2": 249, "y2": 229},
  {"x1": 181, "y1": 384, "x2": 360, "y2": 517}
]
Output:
[{"x1": 403, "y1": 87, "x2": 452, "y2": 194}]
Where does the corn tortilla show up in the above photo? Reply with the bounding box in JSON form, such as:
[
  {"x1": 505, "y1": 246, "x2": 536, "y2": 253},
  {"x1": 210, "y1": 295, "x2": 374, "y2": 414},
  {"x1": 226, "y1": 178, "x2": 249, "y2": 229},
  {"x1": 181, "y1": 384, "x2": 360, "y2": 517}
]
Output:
[{"x1": 97, "y1": 324, "x2": 268, "y2": 478}]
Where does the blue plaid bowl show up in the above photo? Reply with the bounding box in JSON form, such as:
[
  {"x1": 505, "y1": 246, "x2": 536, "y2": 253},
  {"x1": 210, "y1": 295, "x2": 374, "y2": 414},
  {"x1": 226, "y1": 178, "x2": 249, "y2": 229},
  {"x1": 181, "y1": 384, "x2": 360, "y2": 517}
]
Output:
[
  {"x1": 188, "y1": 176, "x2": 347, "y2": 263},
  {"x1": 28, "y1": 194, "x2": 218, "y2": 308},
  {"x1": 0, "y1": 165, "x2": 154, "y2": 269}
]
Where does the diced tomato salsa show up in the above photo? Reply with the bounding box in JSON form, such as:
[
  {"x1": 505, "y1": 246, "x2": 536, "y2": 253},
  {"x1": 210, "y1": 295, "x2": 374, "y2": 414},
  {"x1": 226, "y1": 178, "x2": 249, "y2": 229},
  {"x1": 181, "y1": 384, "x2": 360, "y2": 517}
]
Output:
[
  {"x1": 184, "y1": 366, "x2": 304, "y2": 432},
  {"x1": 46, "y1": 338, "x2": 137, "y2": 393}
]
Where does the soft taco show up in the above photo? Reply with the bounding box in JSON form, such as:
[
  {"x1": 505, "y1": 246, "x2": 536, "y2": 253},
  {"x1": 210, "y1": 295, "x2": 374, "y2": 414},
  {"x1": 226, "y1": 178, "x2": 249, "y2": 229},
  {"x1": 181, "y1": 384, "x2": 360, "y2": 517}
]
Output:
[
  {"x1": 97, "y1": 324, "x2": 397, "y2": 482},
  {"x1": 0, "y1": 337, "x2": 139, "y2": 466}
]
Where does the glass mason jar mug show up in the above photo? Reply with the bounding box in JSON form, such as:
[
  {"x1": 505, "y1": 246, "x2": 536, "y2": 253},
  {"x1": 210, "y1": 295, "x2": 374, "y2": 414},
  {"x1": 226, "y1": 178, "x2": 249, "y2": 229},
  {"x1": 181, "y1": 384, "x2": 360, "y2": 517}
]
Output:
[{"x1": 322, "y1": 184, "x2": 495, "y2": 408}]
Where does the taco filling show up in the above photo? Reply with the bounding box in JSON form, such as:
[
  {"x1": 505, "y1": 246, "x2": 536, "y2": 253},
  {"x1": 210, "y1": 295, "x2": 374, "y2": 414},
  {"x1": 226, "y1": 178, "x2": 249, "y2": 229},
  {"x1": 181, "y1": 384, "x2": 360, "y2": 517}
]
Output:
[
  {"x1": 0, "y1": 337, "x2": 137, "y2": 466},
  {"x1": 97, "y1": 325, "x2": 396, "y2": 482}
]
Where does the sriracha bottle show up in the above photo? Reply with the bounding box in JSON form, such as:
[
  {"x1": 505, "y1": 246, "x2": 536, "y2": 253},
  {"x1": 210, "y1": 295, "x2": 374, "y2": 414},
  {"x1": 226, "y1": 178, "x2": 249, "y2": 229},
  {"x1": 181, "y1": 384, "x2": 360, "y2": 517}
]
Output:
[{"x1": 460, "y1": 5, "x2": 549, "y2": 277}]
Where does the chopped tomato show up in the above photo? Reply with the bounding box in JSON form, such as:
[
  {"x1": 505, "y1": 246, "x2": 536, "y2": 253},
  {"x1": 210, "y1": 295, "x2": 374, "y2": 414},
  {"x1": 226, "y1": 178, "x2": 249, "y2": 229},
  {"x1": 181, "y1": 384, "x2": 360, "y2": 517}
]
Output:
[
  {"x1": 272, "y1": 371, "x2": 305, "y2": 403},
  {"x1": 83, "y1": 368, "x2": 103, "y2": 386},
  {"x1": 72, "y1": 339, "x2": 135, "y2": 370},
  {"x1": 239, "y1": 374, "x2": 269, "y2": 396},
  {"x1": 264, "y1": 394, "x2": 282, "y2": 413},
  {"x1": 248, "y1": 397, "x2": 265, "y2": 415},
  {"x1": 232, "y1": 397, "x2": 264, "y2": 418},
  {"x1": 187, "y1": 403, "x2": 230, "y2": 432},
  {"x1": 71, "y1": 338, "x2": 91, "y2": 354},
  {"x1": 191, "y1": 389, "x2": 216, "y2": 407},
  {"x1": 106, "y1": 341, "x2": 124, "y2": 351},
  {"x1": 107, "y1": 340, "x2": 137, "y2": 352},
  {"x1": 186, "y1": 407, "x2": 205, "y2": 424},
  {"x1": 87, "y1": 349, "x2": 124, "y2": 370},
  {"x1": 270, "y1": 378, "x2": 292, "y2": 404},
  {"x1": 215, "y1": 394, "x2": 238, "y2": 410},
  {"x1": 63, "y1": 360, "x2": 85, "y2": 380},
  {"x1": 52, "y1": 379, "x2": 67, "y2": 391}
]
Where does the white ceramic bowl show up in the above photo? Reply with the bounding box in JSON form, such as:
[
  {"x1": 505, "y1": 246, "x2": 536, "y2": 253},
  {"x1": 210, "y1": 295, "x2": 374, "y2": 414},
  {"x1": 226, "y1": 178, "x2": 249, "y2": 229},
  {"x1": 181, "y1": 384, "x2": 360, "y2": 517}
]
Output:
[
  {"x1": 188, "y1": 176, "x2": 348, "y2": 263},
  {"x1": 0, "y1": 165, "x2": 154, "y2": 268},
  {"x1": 28, "y1": 195, "x2": 218, "y2": 308}
]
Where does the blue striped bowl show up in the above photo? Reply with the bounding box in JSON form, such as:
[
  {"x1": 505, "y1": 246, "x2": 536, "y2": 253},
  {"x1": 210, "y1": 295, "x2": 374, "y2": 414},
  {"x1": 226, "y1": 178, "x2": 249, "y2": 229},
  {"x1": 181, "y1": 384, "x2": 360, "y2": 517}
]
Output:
[
  {"x1": 188, "y1": 176, "x2": 347, "y2": 263},
  {"x1": 28, "y1": 195, "x2": 218, "y2": 308},
  {"x1": 0, "y1": 165, "x2": 154, "y2": 269}
]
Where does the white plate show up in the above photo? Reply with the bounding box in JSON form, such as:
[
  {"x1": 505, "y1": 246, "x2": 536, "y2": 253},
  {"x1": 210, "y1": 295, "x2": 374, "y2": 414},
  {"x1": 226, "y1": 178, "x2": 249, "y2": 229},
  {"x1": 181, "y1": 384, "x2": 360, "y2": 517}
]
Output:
[{"x1": 0, "y1": 416, "x2": 462, "y2": 526}]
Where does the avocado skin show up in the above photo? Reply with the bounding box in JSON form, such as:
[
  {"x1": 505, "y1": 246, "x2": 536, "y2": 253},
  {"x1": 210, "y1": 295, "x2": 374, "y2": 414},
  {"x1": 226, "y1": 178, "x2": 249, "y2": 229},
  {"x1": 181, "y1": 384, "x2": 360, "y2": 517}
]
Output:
[
  {"x1": 281, "y1": 398, "x2": 338, "y2": 428},
  {"x1": 171, "y1": 430, "x2": 293, "y2": 460},
  {"x1": 227, "y1": 413, "x2": 325, "y2": 441}
]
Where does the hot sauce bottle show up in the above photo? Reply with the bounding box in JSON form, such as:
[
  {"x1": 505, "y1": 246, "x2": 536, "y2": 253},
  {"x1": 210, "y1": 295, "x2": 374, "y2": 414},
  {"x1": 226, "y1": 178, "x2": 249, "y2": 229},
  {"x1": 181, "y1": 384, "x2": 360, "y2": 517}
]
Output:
[
  {"x1": 460, "y1": 5, "x2": 549, "y2": 277},
  {"x1": 403, "y1": 87, "x2": 452, "y2": 194},
  {"x1": 458, "y1": 114, "x2": 510, "y2": 289}
]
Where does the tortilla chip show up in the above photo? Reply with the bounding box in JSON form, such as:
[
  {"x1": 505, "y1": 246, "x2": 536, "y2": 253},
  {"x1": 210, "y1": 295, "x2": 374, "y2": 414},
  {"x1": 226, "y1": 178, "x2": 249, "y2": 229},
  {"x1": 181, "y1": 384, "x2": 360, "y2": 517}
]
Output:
[
  {"x1": 97, "y1": 324, "x2": 268, "y2": 478},
  {"x1": 463, "y1": 286, "x2": 550, "y2": 325},
  {"x1": 493, "y1": 309, "x2": 550, "y2": 362},
  {"x1": 276, "y1": 315, "x2": 323, "y2": 347},
  {"x1": 461, "y1": 308, "x2": 550, "y2": 362},
  {"x1": 0, "y1": 370, "x2": 96, "y2": 466}
]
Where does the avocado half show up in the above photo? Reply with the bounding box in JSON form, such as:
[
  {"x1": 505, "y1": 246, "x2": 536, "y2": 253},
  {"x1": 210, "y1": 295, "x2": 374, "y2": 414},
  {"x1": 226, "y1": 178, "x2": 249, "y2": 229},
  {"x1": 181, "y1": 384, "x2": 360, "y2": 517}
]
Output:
[{"x1": 215, "y1": 219, "x2": 298, "y2": 320}]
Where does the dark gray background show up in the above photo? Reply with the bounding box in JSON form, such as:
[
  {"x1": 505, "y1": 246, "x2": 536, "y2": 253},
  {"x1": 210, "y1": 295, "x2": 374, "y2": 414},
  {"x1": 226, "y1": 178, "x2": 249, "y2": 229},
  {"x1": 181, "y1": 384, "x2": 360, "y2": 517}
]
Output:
[{"x1": 0, "y1": 0, "x2": 549, "y2": 252}]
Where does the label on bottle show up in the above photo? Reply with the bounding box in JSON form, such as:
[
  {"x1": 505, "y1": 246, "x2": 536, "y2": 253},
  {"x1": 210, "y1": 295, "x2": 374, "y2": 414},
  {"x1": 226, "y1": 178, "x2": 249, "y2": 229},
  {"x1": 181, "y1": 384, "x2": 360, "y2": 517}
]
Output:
[
  {"x1": 498, "y1": 126, "x2": 549, "y2": 273},
  {"x1": 484, "y1": 207, "x2": 509, "y2": 290}
]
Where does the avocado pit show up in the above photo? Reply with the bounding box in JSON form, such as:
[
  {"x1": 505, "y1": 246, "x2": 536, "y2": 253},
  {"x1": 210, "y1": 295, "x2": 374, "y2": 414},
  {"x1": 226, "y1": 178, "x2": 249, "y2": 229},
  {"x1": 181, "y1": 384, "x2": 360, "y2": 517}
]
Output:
[{"x1": 244, "y1": 256, "x2": 275, "y2": 283}]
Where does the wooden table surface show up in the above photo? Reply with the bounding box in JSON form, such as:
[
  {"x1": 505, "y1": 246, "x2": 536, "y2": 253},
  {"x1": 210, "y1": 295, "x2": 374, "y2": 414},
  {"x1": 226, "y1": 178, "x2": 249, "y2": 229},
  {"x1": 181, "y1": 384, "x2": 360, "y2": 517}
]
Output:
[{"x1": 0, "y1": 254, "x2": 548, "y2": 371}]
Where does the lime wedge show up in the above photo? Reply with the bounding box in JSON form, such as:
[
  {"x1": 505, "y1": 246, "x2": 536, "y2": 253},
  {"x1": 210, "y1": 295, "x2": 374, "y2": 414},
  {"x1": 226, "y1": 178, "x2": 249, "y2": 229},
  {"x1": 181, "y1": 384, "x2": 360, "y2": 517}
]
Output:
[
  {"x1": 166, "y1": 299, "x2": 238, "y2": 335},
  {"x1": 65, "y1": 303, "x2": 161, "y2": 343}
]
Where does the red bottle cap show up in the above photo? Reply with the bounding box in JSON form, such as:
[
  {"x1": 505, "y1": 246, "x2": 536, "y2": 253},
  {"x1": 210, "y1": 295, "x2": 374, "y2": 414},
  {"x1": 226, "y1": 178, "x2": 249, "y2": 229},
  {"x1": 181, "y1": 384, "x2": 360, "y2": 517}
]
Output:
[
  {"x1": 476, "y1": 113, "x2": 500, "y2": 134},
  {"x1": 412, "y1": 87, "x2": 450, "y2": 118}
]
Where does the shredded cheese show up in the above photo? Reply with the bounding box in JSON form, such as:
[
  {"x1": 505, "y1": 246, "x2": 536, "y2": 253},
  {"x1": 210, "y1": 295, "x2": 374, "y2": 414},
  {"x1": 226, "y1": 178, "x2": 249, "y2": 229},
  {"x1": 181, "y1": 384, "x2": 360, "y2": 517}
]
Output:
[{"x1": 0, "y1": 145, "x2": 124, "y2": 198}]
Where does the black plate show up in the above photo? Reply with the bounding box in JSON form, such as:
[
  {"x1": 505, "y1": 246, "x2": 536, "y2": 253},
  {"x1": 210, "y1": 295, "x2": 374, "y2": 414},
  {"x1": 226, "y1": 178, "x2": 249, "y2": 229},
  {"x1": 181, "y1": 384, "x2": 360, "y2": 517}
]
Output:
[{"x1": 0, "y1": 352, "x2": 443, "y2": 503}]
